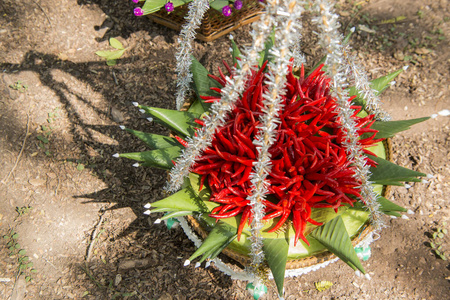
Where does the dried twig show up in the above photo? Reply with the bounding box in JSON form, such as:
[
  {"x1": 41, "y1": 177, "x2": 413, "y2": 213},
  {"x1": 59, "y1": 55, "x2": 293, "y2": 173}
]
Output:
[
  {"x1": 2, "y1": 113, "x2": 30, "y2": 184},
  {"x1": 33, "y1": 0, "x2": 52, "y2": 26},
  {"x1": 86, "y1": 208, "x2": 106, "y2": 262}
]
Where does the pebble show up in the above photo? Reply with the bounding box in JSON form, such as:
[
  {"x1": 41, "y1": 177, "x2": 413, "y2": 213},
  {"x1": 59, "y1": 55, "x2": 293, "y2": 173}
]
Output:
[
  {"x1": 110, "y1": 107, "x2": 125, "y2": 123},
  {"x1": 29, "y1": 178, "x2": 46, "y2": 186},
  {"x1": 114, "y1": 274, "x2": 122, "y2": 286}
]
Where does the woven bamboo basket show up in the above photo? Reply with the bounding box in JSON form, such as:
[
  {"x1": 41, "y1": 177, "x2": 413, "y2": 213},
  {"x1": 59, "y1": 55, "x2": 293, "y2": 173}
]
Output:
[
  {"x1": 148, "y1": 0, "x2": 263, "y2": 42},
  {"x1": 185, "y1": 139, "x2": 393, "y2": 270}
]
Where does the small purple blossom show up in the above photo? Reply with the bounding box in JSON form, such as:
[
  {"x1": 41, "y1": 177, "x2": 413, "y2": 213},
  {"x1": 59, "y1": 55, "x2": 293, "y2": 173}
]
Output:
[
  {"x1": 132, "y1": 0, "x2": 139, "y2": 3},
  {"x1": 165, "y1": 1, "x2": 174, "y2": 12},
  {"x1": 222, "y1": 5, "x2": 232, "y2": 17},
  {"x1": 234, "y1": 0, "x2": 243, "y2": 10},
  {"x1": 134, "y1": 7, "x2": 144, "y2": 16}
]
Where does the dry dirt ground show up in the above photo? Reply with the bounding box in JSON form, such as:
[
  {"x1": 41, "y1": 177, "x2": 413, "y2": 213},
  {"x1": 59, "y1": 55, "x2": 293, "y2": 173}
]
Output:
[{"x1": 0, "y1": 0, "x2": 449, "y2": 299}]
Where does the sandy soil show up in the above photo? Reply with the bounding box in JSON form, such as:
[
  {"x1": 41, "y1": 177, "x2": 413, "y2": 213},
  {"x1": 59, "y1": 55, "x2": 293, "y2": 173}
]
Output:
[{"x1": 0, "y1": 0, "x2": 449, "y2": 299}]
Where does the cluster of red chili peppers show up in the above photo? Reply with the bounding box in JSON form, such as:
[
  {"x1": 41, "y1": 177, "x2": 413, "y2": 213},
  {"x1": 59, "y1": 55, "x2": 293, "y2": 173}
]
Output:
[{"x1": 186, "y1": 60, "x2": 383, "y2": 246}]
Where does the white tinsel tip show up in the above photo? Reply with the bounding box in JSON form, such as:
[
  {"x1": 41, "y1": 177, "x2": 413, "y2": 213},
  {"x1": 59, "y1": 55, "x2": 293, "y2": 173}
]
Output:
[
  {"x1": 401, "y1": 215, "x2": 409, "y2": 220},
  {"x1": 154, "y1": 218, "x2": 162, "y2": 224},
  {"x1": 143, "y1": 210, "x2": 151, "y2": 215},
  {"x1": 195, "y1": 262, "x2": 201, "y2": 268},
  {"x1": 350, "y1": 27, "x2": 355, "y2": 32},
  {"x1": 355, "y1": 270, "x2": 362, "y2": 277},
  {"x1": 365, "y1": 274, "x2": 372, "y2": 280},
  {"x1": 389, "y1": 81, "x2": 396, "y2": 86},
  {"x1": 132, "y1": 102, "x2": 139, "y2": 107},
  {"x1": 407, "y1": 209, "x2": 414, "y2": 215},
  {"x1": 438, "y1": 109, "x2": 450, "y2": 117},
  {"x1": 205, "y1": 261, "x2": 210, "y2": 268},
  {"x1": 390, "y1": 215, "x2": 397, "y2": 219},
  {"x1": 139, "y1": 109, "x2": 146, "y2": 114},
  {"x1": 184, "y1": 260, "x2": 190, "y2": 266},
  {"x1": 404, "y1": 183, "x2": 412, "y2": 189},
  {"x1": 431, "y1": 114, "x2": 438, "y2": 119},
  {"x1": 132, "y1": 163, "x2": 140, "y2": 167},
  {"x1": 119, "y1": 125, "x2": 125, "y2": 130},
  {"x1": 147, "y1": 117, "x2": 153, "y2": 122},
  {"x1": 421, "y1": 179, "x2": 429, "y2": 184},
  {"x1": 402, "y1": 65, "x2": 409, "y2": 71},
  {"x1": 427, "y1": 174, "x2": 434, "y2": 179},
  {"x1": 229, "y1": 34, "x2": 234, "y2": 40},
  {"x1": 112, "y1": 153, "x2": 120, "y2": 158},
  {"x1": 144, "y1": 203, "x2": 151, "y2": 209}
]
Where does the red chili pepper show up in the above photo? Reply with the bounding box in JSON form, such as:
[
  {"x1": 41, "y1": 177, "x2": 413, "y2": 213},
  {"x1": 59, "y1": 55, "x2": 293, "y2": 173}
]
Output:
[
  {"x1": 237, "y1": 206, "x2": 251, "y2": 241},
  {"x1": 175, "y1": 136, "x2": 188, "y2": 147}
]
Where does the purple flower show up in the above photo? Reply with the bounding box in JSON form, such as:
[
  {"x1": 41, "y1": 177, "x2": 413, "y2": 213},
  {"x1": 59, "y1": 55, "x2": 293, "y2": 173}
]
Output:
[
  {"x1": 132, "y1": 0, "x2": 139, "y2": 3},
  {"x1": 134, "y1": 7, "x2": 144, "y2": 16},
  {"x1": 234, "y1": 0, "x2": 243, "y2": 10},
  {"x1": 222, "y1": 5, "x2": 232, "y2": 17},
  {"x1": 165, "y1": 1, "x2": 174, "y2": 12}
]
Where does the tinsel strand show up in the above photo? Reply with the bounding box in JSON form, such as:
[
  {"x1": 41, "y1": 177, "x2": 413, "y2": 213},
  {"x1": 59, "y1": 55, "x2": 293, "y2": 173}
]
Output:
[
  {"x1": 166, "y1": 2, "x2": 274, "y2": 193},
  {"x1": 342, "y1": 46, "x2": 391, "y2": 121},
  {"x1": 292, "y1": 33, "x2": 305, "y2": 68},
  {"x1": 313, "y1": 0, "x2": 385, "y2": 230},
  {"x1": 174, "y1": 0, "x2": 210, "y2": 110},
  {"x1": 246, "y1": 0, "x2": 305, "y2": 281}
]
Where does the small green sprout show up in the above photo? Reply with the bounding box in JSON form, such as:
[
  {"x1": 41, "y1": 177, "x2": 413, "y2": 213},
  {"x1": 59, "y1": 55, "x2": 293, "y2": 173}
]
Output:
[
  {"x1": 427, "y1": 222, "x2": 448, "y2": 260},
  {"x1": 3, "y1": 230, "x2": 37, "y2": 281},
  {"x1": 95, "y1": 38, "x2": 127, "y2": 66},
  {"x1": 16, "y1": 206, "x2": 32, "y2": 216},
  {"x1": 9, "y1": 81, "x2": 28, "y2": 93}
]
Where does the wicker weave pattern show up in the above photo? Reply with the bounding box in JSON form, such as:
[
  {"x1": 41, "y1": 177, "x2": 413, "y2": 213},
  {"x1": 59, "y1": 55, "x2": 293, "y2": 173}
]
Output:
[{"x1": 149, "y1": 0, "x2": 263, "y2": 42}]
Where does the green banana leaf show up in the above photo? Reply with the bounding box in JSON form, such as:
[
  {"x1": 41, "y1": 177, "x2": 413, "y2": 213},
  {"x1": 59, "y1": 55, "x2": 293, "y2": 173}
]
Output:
[
  {"x1": 123, "y1": 128, "x2": 180, "y2": 149},
  {"x1": 259, "y1": 30, "x2": 275, "y2": 67},
  {"x1": 368, "y1": 117, "x2": 430, "y2": 139},
  {"x1": 150, "y1": 187, "x2": 209, "y2": 212},
  {"x1": 188, "y1": 221, "x2": 237, "y2": 263},
  {"x1": 142, "y1": 0, "x2": 190, "y2": 14},
  {"x1": 368, "y1": 155, "x2": 426, "y2": 186},
  {"x1": 189, "y1": 173, "x2": 212, "y2": 202},
  {"x1": 349, "y1": 196, "x2": 407, "y2": 217},
  {"x1": 348, "y1": 69, "x2": 403, "y2": 107},
  {"x1": 187, "y1": 99, "x2": 207, "y2": 115},
  {"x1": 231, "y1": 39, "x2": 242, "y2": 66},
  {"x1": 190, "y1": 55, "x2": 220, "y2": 111},
  {"x1": 118, "y1": 146, "x2": 181, "y2": 169},
  {"x1": 160, "y1": 211, "x2": 193, "y2": 221},
  {"x1": 263, "y1": 238, "x2": 289, "y2": 297},
  {"x1": 310, "y1": 215, "x2": 365, "y2": 273},
  {"x1": 209, "y1": 0, "x2": 229, "y2": 12},
  {"x1": 207, "y1": 233, "x2": 238, "y2": 261},
  {"x1": 138, "y1": 106, "x2": 200, "y2": 137}
]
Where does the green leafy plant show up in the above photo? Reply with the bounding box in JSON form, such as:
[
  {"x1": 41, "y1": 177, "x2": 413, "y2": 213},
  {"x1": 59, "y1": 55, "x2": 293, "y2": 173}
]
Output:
[
  {"x1": 9, "y1": 81, "x2": 28, "y2": 93},
  {"x1": 95, "y1": 38, "x2": 127, "y2": 66},
  {"x1": 16, "y1": 206, "x2": 32, "y2": 217},
  {"x1": 114, "y1": 36, "x2": 428, "y2": 296},
  {"x1": 3, "y1": 230, "x2": 37, "y2": 282},
  {"x1": 36, "y1": 108, "x2": 59, "y2": 156},
  {"x1": 428, "y1": 222, "x2": 448, "y2": 260}
]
